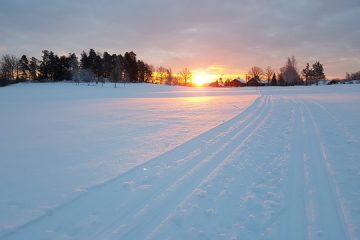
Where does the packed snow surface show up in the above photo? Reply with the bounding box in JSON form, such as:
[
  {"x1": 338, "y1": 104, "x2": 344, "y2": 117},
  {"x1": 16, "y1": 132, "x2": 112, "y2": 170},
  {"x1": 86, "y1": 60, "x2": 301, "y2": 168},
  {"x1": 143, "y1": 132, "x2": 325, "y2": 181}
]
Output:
[{"x1": 0, "y1": 83, "x2": 359, "y2": 239}]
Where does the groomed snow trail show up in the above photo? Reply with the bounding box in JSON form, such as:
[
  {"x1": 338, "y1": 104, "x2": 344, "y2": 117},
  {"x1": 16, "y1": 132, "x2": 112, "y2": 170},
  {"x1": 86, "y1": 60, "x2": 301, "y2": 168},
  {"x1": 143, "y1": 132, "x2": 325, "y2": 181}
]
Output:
[{"x1": 2, "y1": 89, "x2": 359, "y2": 240}]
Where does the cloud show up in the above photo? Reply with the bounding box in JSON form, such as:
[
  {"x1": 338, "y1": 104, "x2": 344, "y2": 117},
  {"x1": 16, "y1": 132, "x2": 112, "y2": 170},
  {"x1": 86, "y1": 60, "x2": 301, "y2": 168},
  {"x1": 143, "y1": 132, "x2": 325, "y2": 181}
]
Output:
[{"x1": 0, "y1": 0, "x2": 359, "y2": 77}]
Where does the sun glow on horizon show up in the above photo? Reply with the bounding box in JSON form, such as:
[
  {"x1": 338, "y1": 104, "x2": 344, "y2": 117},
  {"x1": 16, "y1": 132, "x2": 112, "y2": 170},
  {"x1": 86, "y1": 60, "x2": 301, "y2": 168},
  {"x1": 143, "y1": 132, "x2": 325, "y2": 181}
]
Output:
[
  {"x1": 192, "y1": 71, "x2": 215, "y2": 86},
  {"x1": 189, "y1": 66, "x2": 247, "y2": 86},
  {"x1": 172, "y1": 66, "x2": 247, "y2": 86}
]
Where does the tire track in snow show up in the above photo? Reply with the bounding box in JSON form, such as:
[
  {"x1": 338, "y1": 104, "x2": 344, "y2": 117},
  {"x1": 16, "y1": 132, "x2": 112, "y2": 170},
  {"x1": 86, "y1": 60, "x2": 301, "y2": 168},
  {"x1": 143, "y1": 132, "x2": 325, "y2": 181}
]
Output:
[
  {"x1": 301, "y1": 101, "x2": 351, "y2": 240},
  {"x1": 1, "y1": 95, "x2": 270, "y2": 240}
]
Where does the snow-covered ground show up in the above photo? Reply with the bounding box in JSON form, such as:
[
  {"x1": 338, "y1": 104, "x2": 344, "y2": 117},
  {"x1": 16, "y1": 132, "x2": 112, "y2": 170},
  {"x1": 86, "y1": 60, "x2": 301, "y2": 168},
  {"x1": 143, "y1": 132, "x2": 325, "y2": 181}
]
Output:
[
  {"x1": 0, "y1": 83, "x2": 258, "y2": 237},
  {"x1": 0, "y1": 83, "x2": 359, "y2": 239}
]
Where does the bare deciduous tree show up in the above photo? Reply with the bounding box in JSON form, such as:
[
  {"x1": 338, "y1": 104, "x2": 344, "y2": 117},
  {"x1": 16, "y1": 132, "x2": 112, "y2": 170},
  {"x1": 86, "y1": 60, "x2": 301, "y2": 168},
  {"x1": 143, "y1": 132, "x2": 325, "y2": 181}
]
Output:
[
  {"x1": 248, "y1": 66, "x2": 264, "y2": 80},
  {"x1": 69, "y1": 57, "x2": 80, "y2": 84},
  {"x1": 165, "y1": 68, "x2": 173, "y2": 85},
  {"x1": 111, "y1": 58, "x2": 122, "y2": 88},
  {"x1": 79, "y1": 69, "x2": 96, "y2": 86},
  {"x1": 156, "y1": 66, "x2": 167, "y2": 84},
  {"x1": 281, "y1": 56, "x2": 300, "y2": 85},
  {"x1": 345, "y1": 70, "x2": 360, "y2": 81},
  {"x1": 0, "y1": 54, "x2": 18, "y2": 80},
  {"x1": 179, "y1": 68, "x2": 192, "y2": 86},
  {"x1": 264, "y1": 66, "x2": 274, "y2": 86}
]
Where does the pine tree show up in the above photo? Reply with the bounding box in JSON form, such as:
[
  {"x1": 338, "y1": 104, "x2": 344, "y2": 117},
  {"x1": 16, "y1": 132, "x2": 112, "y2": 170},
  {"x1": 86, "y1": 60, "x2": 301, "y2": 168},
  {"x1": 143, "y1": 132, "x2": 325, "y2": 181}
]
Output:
[
  {"x1": 137, "y1": 60, "x2": 147, "y2": 82},
  {"x1": 111, "y1": 57, "x2": 122, "y2": 88},
  {"x1": 124, "y1": 51, "x2": 138, "y2": 82},
  {"x1": 18, "y1": 55, "x2": 29, "y2": 80},
  {"x1": 301, "y1": 63, "x2": 312, "y2": 85},
  {"x1": 39, "y1": 50, "x2": 52, "y2": 80},
  {"x1": 94, "y1": 54, "x2": 103, "y2": 82},
  {"x1": 54, "y1": 55, "x2": 70, "y2": 81},
  {"x1": 29, "y1": 57, "x2": 38, "y2": 80},
  {"x1": 271, "y1": 73, "x2": 277, "y2": 86},
  {"x1": 301, "y1": 61, "x2": 325, "y2": 85},
  {"x1": 144, "y1": 63, "x2": 153, "y2": 82},
  {"x1": 102, "y1": 52, "x2": 113, "y2": 78},
  {"x1": 80, "y1": 51, "x2": 91, "y2": 69},
  {"x1": 88, "y1": 49, "x2": 97, "y2": 74},
  {"x1": 312, "y1": 61, "x2": 325, "y2": 85}
]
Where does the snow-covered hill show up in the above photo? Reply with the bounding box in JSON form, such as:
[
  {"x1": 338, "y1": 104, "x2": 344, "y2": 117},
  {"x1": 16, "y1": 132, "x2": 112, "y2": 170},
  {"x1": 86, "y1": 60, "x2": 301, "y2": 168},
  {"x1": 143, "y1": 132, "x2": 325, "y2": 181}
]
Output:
[{"x1": 0, "y1": 83, "x2": 359, "y2": 239}]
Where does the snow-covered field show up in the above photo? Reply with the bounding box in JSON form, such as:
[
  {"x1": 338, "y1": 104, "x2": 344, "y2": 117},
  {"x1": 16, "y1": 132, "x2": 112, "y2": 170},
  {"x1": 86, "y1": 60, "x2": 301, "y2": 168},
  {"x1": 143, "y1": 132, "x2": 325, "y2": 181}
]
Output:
[{"x1": 0, "y1": 83, "x2": 359, "y2": 239}]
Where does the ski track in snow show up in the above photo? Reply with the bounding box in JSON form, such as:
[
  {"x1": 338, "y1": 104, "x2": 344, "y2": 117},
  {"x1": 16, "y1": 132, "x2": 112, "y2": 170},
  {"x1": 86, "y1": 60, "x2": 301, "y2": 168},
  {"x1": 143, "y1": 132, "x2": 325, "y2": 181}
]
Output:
[
  {"x1": 1, "y1": 86, "x2": 360, "y2": 240},
  {"x1": 1, "y1": 95, "x2": 271, "y2": 240},
  {"x1": 301, "y1": 100, "x2": 356, "y2": 240},
  {"x1": 288, "y1": 99, "x2": 349, "y2": 240}
]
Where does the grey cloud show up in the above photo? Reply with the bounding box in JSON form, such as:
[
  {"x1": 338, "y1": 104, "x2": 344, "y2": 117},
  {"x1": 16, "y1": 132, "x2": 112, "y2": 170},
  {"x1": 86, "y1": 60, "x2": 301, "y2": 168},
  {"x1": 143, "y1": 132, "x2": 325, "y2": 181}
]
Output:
[{"x1": 0, "y1": 0, "x2": 359, "y2": 77}]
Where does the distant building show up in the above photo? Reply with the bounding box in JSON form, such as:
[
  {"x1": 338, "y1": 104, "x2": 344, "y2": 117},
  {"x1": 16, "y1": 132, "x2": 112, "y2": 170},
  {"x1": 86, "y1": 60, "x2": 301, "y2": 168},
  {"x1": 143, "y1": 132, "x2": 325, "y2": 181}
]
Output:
[
  {"x1": 246, "y1": 77, "x2": 265, "y2": 86},
  {"x1": 228, "y1": 79, "x2": 246, "y2": 87},
  {"x1": 209, "y1": 80, "x2": 221, "y2": 87}
]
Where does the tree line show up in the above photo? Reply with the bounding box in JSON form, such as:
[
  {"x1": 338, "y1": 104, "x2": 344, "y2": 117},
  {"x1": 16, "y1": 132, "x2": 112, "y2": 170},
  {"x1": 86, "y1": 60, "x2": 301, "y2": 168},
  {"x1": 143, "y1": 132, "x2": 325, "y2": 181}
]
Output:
[
  {"x1": 0, "y1": 49, "x2": 196, "y2": 87},
  {"x1": 1, "y1": 52, "x2": 358, "y2": 87},
  {"x1": 0, "y1": 49, "x2": 153, "y2": 87},
  {"x1": 151, "y1": 67, "x2": 193, "y2": 86},
  {"x1": 210, "y1": 56, "x2": 327, "y2": 87},
  {"x1": 345, "y1": 71, "x2": 360, "y2": 81}
]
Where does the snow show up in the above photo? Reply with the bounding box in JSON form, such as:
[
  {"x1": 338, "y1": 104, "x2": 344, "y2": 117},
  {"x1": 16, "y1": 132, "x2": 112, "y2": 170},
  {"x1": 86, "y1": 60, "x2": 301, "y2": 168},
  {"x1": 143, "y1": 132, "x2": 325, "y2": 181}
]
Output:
[
  {"x1": 1, "y1": 83, "x2": 360, "y2": 239},
  {"x1": 0, "y1": 83, "x2": 258, "y2": 236}
]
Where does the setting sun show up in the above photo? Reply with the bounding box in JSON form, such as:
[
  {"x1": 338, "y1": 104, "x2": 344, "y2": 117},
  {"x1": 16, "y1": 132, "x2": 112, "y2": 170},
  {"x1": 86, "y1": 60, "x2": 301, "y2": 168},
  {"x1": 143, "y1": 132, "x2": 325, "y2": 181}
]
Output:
[{"x1": 192, "y1": 71, "x2": 214, "y2": 86}]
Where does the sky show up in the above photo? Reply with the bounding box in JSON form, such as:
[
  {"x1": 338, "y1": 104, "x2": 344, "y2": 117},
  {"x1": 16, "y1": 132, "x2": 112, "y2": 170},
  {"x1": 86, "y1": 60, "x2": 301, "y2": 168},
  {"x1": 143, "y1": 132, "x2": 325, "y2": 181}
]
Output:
[{"x1": 0, "y1": 0, "x2": 359, "y2": 79}]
